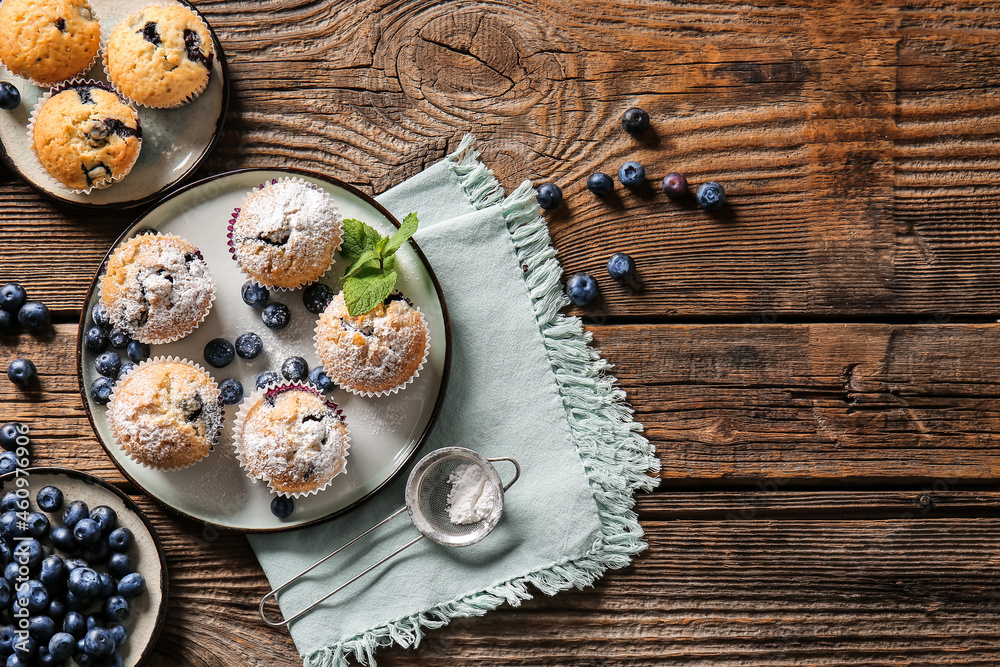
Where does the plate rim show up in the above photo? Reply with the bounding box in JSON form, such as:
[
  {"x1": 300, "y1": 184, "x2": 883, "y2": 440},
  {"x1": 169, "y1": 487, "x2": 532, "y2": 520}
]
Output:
[
  {"x1": 0, "y1": 0, "x2": 231, "y2": 212},
  {"x1": 76, "y1": 167, "x2": 454, "y2": 533},
  {"x1": 0, "y1": 465, "x2": 170, "y2": 667}
]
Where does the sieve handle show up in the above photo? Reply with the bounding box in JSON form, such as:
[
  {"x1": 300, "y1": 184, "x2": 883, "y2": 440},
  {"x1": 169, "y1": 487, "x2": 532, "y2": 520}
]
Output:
[
  {"x1": 259, "y1": 506, "x2": 413, "y2": 628},
  {"x1": 486, "y1": 457, "x2": 521, "y2": 491}
]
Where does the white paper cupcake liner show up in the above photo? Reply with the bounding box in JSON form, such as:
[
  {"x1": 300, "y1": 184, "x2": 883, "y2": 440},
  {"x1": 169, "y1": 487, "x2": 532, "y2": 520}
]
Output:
[
  {"x1": 96, "y1": 231, "x2": 216, "y2": 345},
  {"x1": 106, "y1": 356, "x2": 223, "y2": 471},
  {"x1": 5, "y1": 0, "x2": 103, "y2": 88},
  {"x1": 103, "y1": 3, "x2": 214, "y2": 109},
  {"x1": 27, "y1": 79, "x2": 142, "y2": 194},
  {"x1": 226, "y1": 177, "x2": 343, "y2": 291},
  {"x1": 231, "y1": 382, "x2": 350, "y2": 499},
  {"x1": 314, "y1": 296, "x2": 431, "y2": 398}
]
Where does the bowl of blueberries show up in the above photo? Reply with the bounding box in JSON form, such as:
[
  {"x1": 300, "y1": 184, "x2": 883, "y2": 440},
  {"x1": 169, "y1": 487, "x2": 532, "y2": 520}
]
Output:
[{"x1": 0, "y1": 467, "x2": 166, "y2": 667}]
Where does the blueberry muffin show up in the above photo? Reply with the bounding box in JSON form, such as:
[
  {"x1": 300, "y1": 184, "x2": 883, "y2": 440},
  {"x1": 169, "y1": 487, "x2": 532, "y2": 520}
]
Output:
[
  {"x1": 31, "y1": 83, "x2": 141, "y2": 191},
  {"x1": 100, "y1": 233, "x2": 215, "y2": 344},
  {"x1": 235, "y1": 386, "x2": 349, "y2": 496},
  {"x1": 229, "y1": 180, "x2": 343, "y2": 290},
  {"x1": 0, "y1": 0, "x2": 101, "y2": 85},
  {"x1": 105, "y1": 5, "x2": 214, "y2": 108},
  {"x1": 314, "y1": 292, "x2": 429, "y2": 396},
  {"x1": 108, "y1": 359, "x2": 221, "y2": 470}
]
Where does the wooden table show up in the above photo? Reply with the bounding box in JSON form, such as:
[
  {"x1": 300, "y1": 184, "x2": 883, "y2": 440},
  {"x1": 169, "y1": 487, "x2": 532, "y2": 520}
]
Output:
[{"x1": 4, "y1": 0, "x2": 1000, "y2": 663}]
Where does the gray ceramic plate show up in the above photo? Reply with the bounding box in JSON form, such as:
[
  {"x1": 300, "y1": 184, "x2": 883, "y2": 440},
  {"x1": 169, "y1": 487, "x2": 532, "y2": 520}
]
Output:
[
  {"x1": 0, "y1": 467, "x2": 167, "y2": 667},
  {"x1": 78, "y1": 169, "x2": 452, "y2": 532},
  {"x1": 0, "y1": 0, "x2": 228, "y2": 210}
]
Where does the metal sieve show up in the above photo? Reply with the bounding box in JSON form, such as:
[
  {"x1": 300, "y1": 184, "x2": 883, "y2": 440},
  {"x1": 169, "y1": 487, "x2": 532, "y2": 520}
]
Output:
[{"x1": 259, "y1": 447, "x2": 520, "y2": 627}]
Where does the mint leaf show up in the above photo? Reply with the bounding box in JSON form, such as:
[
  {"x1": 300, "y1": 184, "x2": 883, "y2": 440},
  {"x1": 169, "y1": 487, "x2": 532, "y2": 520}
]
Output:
[
  {"x1": 340, "y1": 219, "x2": 380, "y2": 259},
  {"x1": 383, "y1": 255, "x2": 396, "y2": 273},
  {"x1": 344, "y1": 271, "x2": 397, "y2": 316},
  {"x1": 340, "y1": 250, "x2": 380, "y2": 281},
  {"x1": 385, "y1": 212, "x2": 418, "y2": 256}
]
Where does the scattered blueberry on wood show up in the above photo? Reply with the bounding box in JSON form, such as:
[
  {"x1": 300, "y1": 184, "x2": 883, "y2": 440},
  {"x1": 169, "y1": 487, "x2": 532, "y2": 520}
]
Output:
[
  {"x1": 696, "y1": 181, "x2": 727, "y2": 210},
  {"x1": 618, "y1": 161, "x2": 646, "y2": 189},
  {"x1": 607, "y1": 252, "x2": 642, "y2": 290},
  {"x1": 661, "y1": 172, "x2": 689, "y2": 199},
  {"x1": 566, "y1": 273, "x2": 599, "y2": 307},
  {"x1": 621, "y1": 106, "x2": 650, "y2": 134},
  {"x1": 536, "y1": 183, "x2": 563, "y2": 210},
  {"x1": 587, "y1": 172, "x2": 614, "y2": 196},
  {"x1": 7, "y1": 359, "x2": 36, "y2": 387}
]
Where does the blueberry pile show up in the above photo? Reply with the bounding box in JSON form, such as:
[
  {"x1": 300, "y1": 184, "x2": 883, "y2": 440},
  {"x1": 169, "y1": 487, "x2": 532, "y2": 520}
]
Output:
[
  {"x1": 0, "y1": 485, "x2": 147, "y2": 666},
  {"x1": 86, "y1": 305, "x2": 148, "y2": 407},
  {"x1": 1, "y1": 284, "x2": 52, "y2": 388}
]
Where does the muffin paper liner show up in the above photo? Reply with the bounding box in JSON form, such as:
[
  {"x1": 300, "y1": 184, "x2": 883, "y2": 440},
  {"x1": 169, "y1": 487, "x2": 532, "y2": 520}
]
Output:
[
  {"x1": 227, "y1": 177, "x2": 344, "y2": 291},
  {"x1": 3, "y1": 0, "x2": 103, "y2": 88},
  {"x1": 314, "y1": 297, "x2": 431, "y2": 398},
  {"x1": 27, "y1": 79, "x2": 142, "y2": 194},
  {"x1": 96, "y1": 231, "x2": 216, "y2": 345},
  {"x1": 106, "y1": 356, "x2": 223, "y2": 471},
  {"x1": 231, "y1": 382, "x2": 351, "y2": 499},
  {"x1": 102, "y1": 2, "x2": 214, "y2": 109}
]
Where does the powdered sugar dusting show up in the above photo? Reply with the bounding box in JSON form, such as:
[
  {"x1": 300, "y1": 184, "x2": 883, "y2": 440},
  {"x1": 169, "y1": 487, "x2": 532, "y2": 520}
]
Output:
[
  {"x1": 446, "y1": 463, "x2": 497, "y2": 525},
  {"x1": 231, "y1": 180, "x2": 343, "y2": 289},
  {"x1": 101, "y1": 233, "x2": 215, "y2": 344}
]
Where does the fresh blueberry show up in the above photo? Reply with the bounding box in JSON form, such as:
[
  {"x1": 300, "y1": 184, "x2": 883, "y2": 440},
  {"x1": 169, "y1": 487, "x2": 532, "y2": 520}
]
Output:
[
  {"x1": 6, "y1": 359, "x2": 35, "y2": 387},
  {"x1": 241, "y1": 281, "x2": 269, "y2": 308},
  {"x1": 62, "y1": 501, "x2": 89, "y2": 530},
  {"x1": 661, "y1": 172, "x2": 689, "y2": 199},
  {"x1": 28, "y1": 616, "x2": 55, "y2": 643},
  {"x1": 102, "y1": 596, "x2": 129, "y2": 623},
  {"x1": 116, "y1": 361, "x2": 135, "y2": 379},
  {"x1": 535, "y1": 183, "x2": 563, "y2": 210},
  {"x1": 255, "y1": 371, "x2": 280, "y2": 390},
  {"x1": 280, "y1": 356, "x2": 308, "y2": 382},
  {"x1": 11, "y1": 635, "x2": 35, "y2": 660},
  {"x1": 17, "y1": 579, "x2": 48, "y2": 614},
  {"x1": 0, "y1": 490, "x2": 19, "y2": 511},
  {"x1": 566, "y1": 273, "x2": 599, "y2": 307},
  {"x1": 94, "y1": 352, "x2": 121, "y2": 379},
  {"x1": 621, "y1": 106, "x2": 650, "y2": 134},
  {"x1": 63, "y1": 558, "x2": 88, "y2": 573},
  {"x1": 107, "y1": 328, "x2": 130, "y2": 350},
  {"x1": 0, "y1": 83, "x2": 19, "y2": 111},
  {"x1": 618, "y1": 161, "x2": 646, "y2": 189},
  {"x1": 17, "y1": 302, "x2": 50, "y2": 332},
  {"x1": 0, "y1": 423, "x2": 24, "y2": 452},
  {"x1": 96, "y1": 572, "x2": 115, "y2": 599},
  {"x1": 261, "y1": 302, "x2": 290, "y2": 330},
  {"x1": 73, "y1": 645, "x2": 90, "y2": 666},
  {"x1": 606, "y1": 252, "x2": 640, "y2": 287},
  {"x1": 114, "y1": 572, "x2": 144, "y2": 599},
  {"x1": 106, "y1": 553, "x2": 131, "y2": 580},
  {"x1": 83, "y1": 628, "x2": 113, "y2": 658},
  {"x1": 0, "y1": 285, "x2": 26, "y2": 313},
  {"x1": 39, "y1": 556, "x2": 66, "y2": 590},
  {"x1": 89, "y1": 377, "x2": 114, "y2": 406},
  {"x1": 0, "y1": 453, "x2": 18, "y2": 476},
  {"x1": 84, "y1": 328, "x2": 108, "y2": 353},
  {"x1": 125, "y1": 340, "x2": 149, "y2": 363},
  {"x1": 25, "y1": 512, "x2": 49, "y2": 539},
  {"x1": 106, "y1": 528, "x2": 133, "y2": 553},
  {"x1": 218, "y1": 378, "x2": 244, "y2": 406},
  {"x1": 81, "y1": 540, "x2": 108, "y2": 565},
  {"x1": 90, "y1": 304, "x2": 110, "y2": 329},
  {"x1": 49, "y1": 525, "x2": 75, "y2": 553},
  {"x1": 48, "y1": 633, "x2": 75, "y2": 661},
  {"x1": 303, "y1": 283, "x2": 334, "y2": 315},
  {"x1": 203, "y1": 338, "x2": 235, "y2": 368},
  {"x1": 0, "y1": 625, "x2": 14, "y2": 656},
  {"x1": 13, "y1": 539, "x2": 42, "y2": 571},
  {"x1": 66, "y1": 568, "x2": 99, "y2": 598},
  {"x1": 36, "y1": 486, "x2": 63, "y2": 513},
  {"x1": 48, "y1": 599, "x2": 65, "y2": 621},
  {"x1": 2, "y1": 562, "x2": 18, "y2": 583},
  {"x1": 307, "y1": 366, "x2": 334, "y2": 392},
  {"x1": 72, "y1": 519, "x2": 100, "y2": 547},
  {"x1": 89, "y1": 507, "x2": 116, "y2": 535},
  {"x1": 84, "y1": 614, "x2": 103, "y2": 631},
  {"x1": 586, "y1": 172, "x2": 614, "y2": 196},
  {"x1": 0, "y1": 512, "x2": 23, "y2": 539},
  {"x1": 106, "y1": 624, "x2": 126, "y2": 648},
  {"x1": 62, "y1": 612, "x2": 86, "y2": 639},
  {"x1": 270, "y1": 496, "x2": 293, "y2": 519},
  {"x1": 0, "y1": 579, "x2": 10, "y2": 609},
  {"x1": 696, "y1": 181, "x2": 727, "y2": 210},
  {"x1": 234, "y1": 332, "x2": 263, "y2": 359},
  {"x1": 0, "y1": 311, "x2": 10, "y2": 335}
]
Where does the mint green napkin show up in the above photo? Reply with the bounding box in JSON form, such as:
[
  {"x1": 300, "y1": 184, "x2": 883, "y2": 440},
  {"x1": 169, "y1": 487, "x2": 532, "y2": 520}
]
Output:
[{"x1": 248, "y1": 136, "x2": 660, "y2": 667}]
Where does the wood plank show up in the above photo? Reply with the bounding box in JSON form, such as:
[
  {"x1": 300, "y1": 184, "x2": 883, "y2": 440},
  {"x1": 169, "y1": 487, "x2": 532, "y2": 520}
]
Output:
[{"x1": 2, "y1": 0, "x2": 1000, "y2": 318}]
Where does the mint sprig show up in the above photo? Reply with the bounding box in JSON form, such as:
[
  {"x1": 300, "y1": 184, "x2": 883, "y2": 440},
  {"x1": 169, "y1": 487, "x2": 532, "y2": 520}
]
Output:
[{"x1": 338, "y1": 213, "x2": 418, "y2": 316}]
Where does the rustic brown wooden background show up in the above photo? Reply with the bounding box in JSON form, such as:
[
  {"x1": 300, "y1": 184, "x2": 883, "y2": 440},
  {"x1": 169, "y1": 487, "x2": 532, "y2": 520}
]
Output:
[{"x1": 3, "y1": 0, "x2": 1000, "y2": 664}]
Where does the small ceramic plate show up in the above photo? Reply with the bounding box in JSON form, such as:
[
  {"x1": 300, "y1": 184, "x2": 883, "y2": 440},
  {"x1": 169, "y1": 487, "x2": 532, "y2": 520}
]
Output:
[
  {"x1": 78, "y1": 169, "x2": 452, "y2": 532},
  {"x1": 0, "y1": 0, "x2": 229, "y2": 210},
  {"x1": 0, "y1": 467, "x2": 168, "y2": 667}
]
